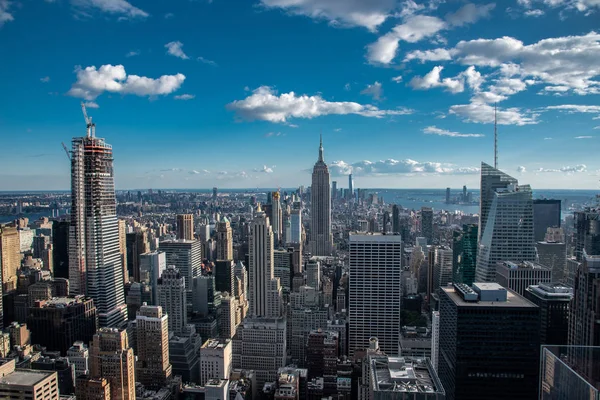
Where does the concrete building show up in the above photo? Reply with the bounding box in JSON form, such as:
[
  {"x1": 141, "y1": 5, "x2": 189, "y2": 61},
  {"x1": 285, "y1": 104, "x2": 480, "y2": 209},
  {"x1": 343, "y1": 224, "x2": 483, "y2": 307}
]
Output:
[
  {"x1": 66, "y1": 341, "x2": 89, "y2": 377},
  {"x1": 289, "y1": 206, "x2": 302, "y2": 245},
  {"x1": 524, "y1": 283, "x2": 572, "y2": 346},
  {"x1": 89, "y1": 327, "x2": 136, "y2": 400},
  {"x1": 309, "y1": 136, "x2": 333, "y2": 256},
  {"x1": 349, "y1": 233, "x2": 402, "y2": 356},
  {"x1": 438, "y1": 283, "x2": 540, "y2": 400},
  {"x1": 158, "y1": 266, "x2": 187, "y2": 335},
  {"x1": 159, "y1": 239, "x2": 202, "y2": 314},
  {"x1": 216, "y1": 217, "x2": 233, "y2": 261},
  {"x1": 75, "y1": 376, "x2": 110, "y2": 400},
  {"x1": 214, "y1": 259, "x2": 235, "y2": 295},
  {"x1": 274, "y1": 249, "x2": 292, "y2": 291},
  {"x1": 271, "y1": 191, "x2": 282, "y2": 247},
  {"x1": 126, "y1": 230, "x2": 149, "y2": 283},
  {"x1": 0, "y1": 359, "x2": 59, "y2": 400},
  {"x1": 168, "y1": 328, "x2": 201, "y2": 384},
  {"x1": 495, "y1": 260, "x2": 552, "y2": 296},
  {"x1": 306, "y1": 259, "x2": 321, "y2": 290},
  {"x1": 200, "y1": 338, "x2": 232, "y2": 386},
  {"x1": 532, "y1": 199, "x2": 561, "y2": 242},
  {"x1": 306, "y1": 330, "x2": 338, "y2": 381},
  {"x1": 69, "y1": 131, "x2": 127, "y2": 327},
  {"x1": 1, "y1": 225, "x2": 20, "y2": 294},
  {"x1": 135, "y1": 305, "x2": 172, "y2": 389},
  {"x1": 218, "y1": 293, "x2": 238, "y2": 339},
  {"x1": 420, "y1": 207, "x2": 433, "y2": 245},
  {"x1": 431, "y1": 310, "x2": 440, "y2": 372},
  {"x1": 536, "y1": 227, "x2": 567, "y2": 283},
  {"x1": 139, "y1": 251, "x2": 166, "y2": 305},
  {"x1": 176, "y1": 214, "x2": 194, "y2": 241},
  {"x1": 432, "y1": 245, "x2": 453, "y2": 297}
]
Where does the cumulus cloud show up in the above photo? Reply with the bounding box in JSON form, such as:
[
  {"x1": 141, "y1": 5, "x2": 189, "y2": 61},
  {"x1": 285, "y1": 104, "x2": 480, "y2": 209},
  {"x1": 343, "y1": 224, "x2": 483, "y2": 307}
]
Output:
[
  {"x1": 546, "y1": 105, "x2": 600, "y2": 113},
  {"x1": 518, "y1": 0, "x2": 600, "y2": 13},
  {"x1": 423, "y1": 126, "x2": 484, "y2": 138},
  {"x1": 72, "y1": 0, "x2": 148, "y2": 19},
  {"x1": 0, "y1": 0, "x2": 14, "y2": 26},
  {"x1": 409, "y1": 66, "x2": 465, "y2": 93},
  {"x1": 67, "y1": 64, "x2": 185, "y2": 100},
  {"x1": 165, "y1": 41, "x2": 189, "y2": 59},
  {"x1": 255, "y1": 165, "x2": 275, "y2": 173},
  {"x1": 258, "y1": 0, "x2": 397, "y2": 31},
  {"x1": 84, "y1": 101, "x2": 99, "y2": 109},
  {"x1": 360, "y1": 81, "x2": 383, "y2": 100},
  {"x1": 174, "y1": 94, "x2": 195, "y2": 100},
  {"x1": 367, "y1": 15, "x2": 446, "y2": 64},
  {"x1": 404, "y1": 48, "x2": 453, "y2": 63},
  {"x1": 445, "y1": 3, "x2": 496, "y2": 27},
  {"x1": 329, "y1": 158, "x2": 479, "y2": 176},
  {"x1": 226, "y1": 86, "x2": 413, "y2": 123},
  {"x1": 391, "y1": 76, "x2": 403, "y2": 83},
  {"x1": 536, "y1": 164, "x2": 587, "y2": 173},
  {"x1": 449, "y1": 102, "x2": 539, "y2": 125},
  {"x1": 524, "y1": 9, "x2": 544, "y2": 16},
  {"x1": 517, "y1": 166, "x2": 527, "y2": 173}
]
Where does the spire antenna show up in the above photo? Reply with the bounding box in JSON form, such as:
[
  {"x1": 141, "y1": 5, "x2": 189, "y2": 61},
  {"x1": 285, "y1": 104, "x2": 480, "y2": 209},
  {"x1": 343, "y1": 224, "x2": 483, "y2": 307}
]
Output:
[
  {"x1": 494, "y1": 103, "x2": 498, "y2": 169},
  {"x1": 318, "y1": 132, "x2": 324, "y2": 162}
]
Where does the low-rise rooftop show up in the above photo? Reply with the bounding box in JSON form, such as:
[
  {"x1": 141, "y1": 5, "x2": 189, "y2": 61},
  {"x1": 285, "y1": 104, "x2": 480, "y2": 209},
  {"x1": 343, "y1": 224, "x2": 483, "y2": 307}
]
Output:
[{"x1": 370, "y1": 356, "x2": 444, "y2": 395}]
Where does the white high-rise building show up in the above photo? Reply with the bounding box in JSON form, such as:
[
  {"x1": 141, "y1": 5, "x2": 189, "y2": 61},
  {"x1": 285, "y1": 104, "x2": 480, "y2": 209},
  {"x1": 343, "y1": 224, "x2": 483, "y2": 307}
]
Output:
[
  {"x1": 309, "y1": 136, "x2": 333, "y2": 256},
  {"x1": 216, "y1": 217, "x2": 233, "y2": 261},
  {"x1": 433, "y1": 246, "x2": 453, "y2": 295},
  {"x1": 135, "y1": 305, "x2": 172, "y2": 388},
  {"x1": 158, "y1": 266, "x2": 187, "y2": 335},
  {"x1": 349, "y1": 233, "x2": 402, "y2": 356},
  {"x1": 271, "y1": 191, "x2": 282, "y2": 247},
  {"x1": 66, "y1": 341, "x2": 89, "y2": 377},
  {"x1": 200, "y1": 338, "x2": 232, "y2": 386},
  {"x1": 159, "y1": 240, "x2": 202, "y2": 313},
  {"x1": 69, "y1": 121, "x2": 127, "y2": 328},
  {"x1": 479, "y1": 162, "x2": 518, "y2": 243},
  {"x1": 140, "y1": 251, "x2": 166, "y2": 305},
  {"x1": 248, "y1": 205, "x2": 281, "y2": 318},
  {"x1": 289, "y1": 205, "x2": 302, "y2": 244},
  {"x1": 431, "y1": 311, "x2": 440, "y2": 372},
  {"x1": 476, "y1": 176, "x2": 536, "y2": 282}
]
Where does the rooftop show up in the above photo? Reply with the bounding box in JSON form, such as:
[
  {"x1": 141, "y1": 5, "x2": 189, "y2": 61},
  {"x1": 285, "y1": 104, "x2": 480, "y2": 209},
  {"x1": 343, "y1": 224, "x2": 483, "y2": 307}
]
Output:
[
  {"x1": 370, "y1": 356, "x2": 444, "y2": 395},
  {"x1": 0, "y1": 369, "x2": 55, "y2": 387},
  {"x1": 498, "y1": 261, "x2": 551, "y2": 270},
  {"x1": 201, "y1": 338, "x2": 230, "y2": 350},
  {"x1": 442, "y1": 285, "x2": 537, "y2": 308}
]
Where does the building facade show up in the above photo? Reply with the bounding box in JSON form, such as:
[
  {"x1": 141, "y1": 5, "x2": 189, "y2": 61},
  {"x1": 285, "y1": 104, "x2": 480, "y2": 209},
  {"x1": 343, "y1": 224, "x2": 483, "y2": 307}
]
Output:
[{"x1": 309, "y1": 136, "x2": 333, "y2": 256}]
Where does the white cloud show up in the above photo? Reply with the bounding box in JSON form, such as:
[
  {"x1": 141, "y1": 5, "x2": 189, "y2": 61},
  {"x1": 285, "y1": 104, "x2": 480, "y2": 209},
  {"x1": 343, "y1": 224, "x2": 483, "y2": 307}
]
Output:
[
  {"x1": 258, "y1": 0, "x2": 397, "y2": 31},
  {"x1": 174, "y1": 94, "x2": 195, "y2": 100},
  {"x1": 544, "y1": 137, "x2": 553, "y2": 140},
  {"x1": 0, "y1": 0, "x2": 14, "y2": 26},
  {"x1": 423, "y1": 126, "x2": 484, "y2": 137},
  {"x1": 445, "y1": 3, "x2": 496, "y2": 27},
  {"x1": 397, "y1": 0, "x2": 424, "y2": 17},
  {"x1": 344, "y1": 83, "x2": 351, "y2": 91},
  {"x1": 264, "y1": 132, "x2": 283, "y2": 137},
  {"x1": 255, "y1": 165, "x2": 275, "y2": 173},
  {"x1": 546, "y1": 104, "x2": 600, "y2": 113},
  {"x1": 125, "y1": 50, "x2": 140, "y2": 57},
  {"x1": 524, "y1": 9, "x2": 544, "y2": 16},
  {"x1": 449, "y1": 102, "x2": 539, "y2": 125},
  {"x1": 198, "y1": 56, "x2": 217, "y2": 67},
  {"x1": 329, "y1": 158, "x2": 480, "y2": 176},
  {"x1": 40, "y1": 76, "x2": 50, "y2": 83},
  {"x1": 84, "y1": 101, "x2": 99, "y2": 109},
  {"x1": 463, "y1": 65, "x2": 484, "y2": 91},
  {"x1": 72, "y1": 0, "x2": 148, "y2": 19},
  {"x1": 518, "y1": 0, "x2": 600, "y2": 13},
  {"x1": 391, "y1": 75, "x2": 403, "y2": 83},
  {"x1": 68, "y1": 64, "x2": 185, "y2": 100},
  {"x1": 367, "y1": 15, "x2": 446, "y2": 64},
  {"x1": 165, "y1": 41, "x2": 189, "y2": 60},
  {"x1": 404, "y1": 48, "x2": 452, "y2": 63},
  {"x1": 574, "y1": 135, "x2": 593, "y2": 139},
  {"x1": 226, "y1": 86, "x2": 413, "y2": 123},
  {"x1": 517, "y1": 166, "x2": 526, "y2": 173},
  {"x1": 409, "y1": 66, "x2": 465, "y2": 93},
  {"x1": 537, "y1": 164, "x2": 587, "y2": 173},
  {"x1": 360, "y1": 81, "x2": 383, "y2": 100}
]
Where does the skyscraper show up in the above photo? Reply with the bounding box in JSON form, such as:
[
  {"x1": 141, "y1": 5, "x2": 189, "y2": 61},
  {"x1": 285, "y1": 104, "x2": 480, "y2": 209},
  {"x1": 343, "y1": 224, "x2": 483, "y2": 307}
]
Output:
[
  {"x1": 135, "y1": 305, "x2": 172, "y2": 389},
  {"x1": 159, "y1": 239, "x2": 202, "y2": 313},
  {"x1": 348, "y1": 173, "x2": 354, "y2": 200},
  {"x1": 574, "y1": 208, "x2": 600, "y2": 261},
  {"x1": 392, "y1": 204, "x2": 400, "y2": 235},
  {"x1": 452, "y1": 224, "x2": 478, "y2": 286},
  {"x1": 176, "y1": 214, "x2": 194, "y2": 241},
  {"x1": 0, "y1": 225, "x2": 20, "y2": 293},
  {"x1": 158, "y1": 266, "x2": 187, "y2": 335},
  {"x1": 476, "y1": 172, "x2": 536, "y2": 282},
  {"x1": 69, "y1": 126, "x2": 127, "y2": 328},
  {"x1": 271, "y1": 191, "x2": 282, "y2": 247},
  {"x1": 126, "y1": 230, "x2": 149, "y2": 283},
  {"x1": 478, "y1": 162, "x2": 518, "y2": 243},
  {"x1": 420, "y1": 207, "x2": 433, "y2": 244},
  {"x1": 216, "y1": 217, "x2": 233, "y2": 261},
  {"x1": 524, "y1": 283, "x2": 572, "y2": 346},
  {"x1": 533, "y1": 199, "x2": 561, "y2": 242},
  {"x1": 139, "y1": 251, "x2": 166, "y2": 305},
  {"x1": 309, "y1": 136, "x2": 333, "y2": 256},
  {"x1": 51, "y1": 219, "x2": 70, "y2": 279},
  {"x1": 248, "y1": 205, "x2": 281, "y2": 318},
  {"x1": 289, "y1": 204, "x2": 302, "y2": 244},
  {"x1": 349, "y1": 233, "x2": 402, "y2": 356}
]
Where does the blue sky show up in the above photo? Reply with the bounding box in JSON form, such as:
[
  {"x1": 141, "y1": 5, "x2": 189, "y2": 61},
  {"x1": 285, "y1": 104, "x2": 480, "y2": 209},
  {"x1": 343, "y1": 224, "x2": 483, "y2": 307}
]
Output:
[{"x1": 0, "y1": 0, "x2": 599, "y2": 190}]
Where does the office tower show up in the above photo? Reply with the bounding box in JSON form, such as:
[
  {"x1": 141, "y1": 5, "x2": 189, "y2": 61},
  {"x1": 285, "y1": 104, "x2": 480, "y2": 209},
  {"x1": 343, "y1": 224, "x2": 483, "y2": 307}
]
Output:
[
  {"x1": 89, "y1": 327, "x2": 135, "y2": 400},
  {"x1": 8, "y1": 321, "x2": 31, "y2": 347},
  {"x1": 452, "y1": 224, "x2": 478, "y2": 286},
  {"x1": 288, "y1": 306, "x2": 328, "y2": 366},
  {"x1": 431, "y1": 310, "x2": 440, "y2": 371},
  {"x1": 478, "y1": 162, "x2": 518, "y2": 242},
  {"x1": 536, "y1": 227, "x2": 567, "y2": 282},
  {"x1": 159, "y1": 240, "x2": 202, "y2": 313},
  {"x1": 306, "y1": 330, "x2": 338, "y2": 380},
  {"x1": 200, "y1": 338, "x2": 232, "y2": 386},
  {"x1": 348, "y1": 173, "x2": 354, "y2": 200},
  {"x1": 533, "y1": 199, "x2": 561, "y2": 242},
  {"x1": 32, "y1": 235, "x2": 49, "y2": 259},
  {"x1": 289, "y1": 205, "x2": 302, "y2": 244},
  {"x1": 309, "y1": 136, "x2": 333, "y2": 256},
  {"x1": 274, "y1": 249, "x2": 292, "y2": 290},
  {"x1": 176, "y1": 214, "x2": 194, "y2": 241},
  {"x1": 271, "y1": 191, "x2": 282, "y2": 246},
  {"x1": 438, "y1": 283, "x2": 540, "y2": 400},
  {"x1": 212, "y1": 187, "x2": 218, "y2": 201},
  {"x1": 158, "y1": 266, "x2": 187, "y2": 335},
  {"x1": 52, "y1": 219, "x2": 70, "y2": 279},
  {"x1": 540, "y1": 345, "x2": 600, "y2": 400},
  {"x1": 574, "y1": 208, "x2": 600, "y2": 261},
  {"x1": 420, "y1": 207, "x2": 433, "y2": 244},
  {"x1": 216, "y1": 217, "x2": 233, "y2": 261},
  {"x1": 232, "y1": 317, "x2": 287, "y2": 388},
  {"x1": 476, "y1": 181, "x2": 536, "y2": 282},
  {"x1": 169, "y1": 330, "x2": 201, "y2": 384},
  {"x1": 135, "y1": 305, "x2": 172, "y2": 389},
  {"x1": 75, "y1": 377, "x2": 110, "y2": 400},
  {"x1": 67, "y1": 341, "x2": 89, "y2": 377},
  {"x1": 126, "y1": 231, "x2": 149, "y2": 282},
  {"x1": 195, "y1": 275, "x2": 221, "y2": 317},
  {"x1": 215, "y1": 259, "x2": 235, "y2": 295},
  {"x1": 495, "y1": 261, "x2": 552, "y2": 296},
  {"x1": 462, "y1": 185, "x2": 467, "y2": 202},
  {"x1": 524, "y1": 283, "x2": 572, "y2": 345},
  {"x1": 118, "y1": 220, "x2": 127, "y2": 285},
  {"x1": 30, "y1": 357, "x2": 75, "y2": 395},
  {"x1": 0, "y1": 359, "x2": 59, "y2": 400},
  {"x1": 349, "y1": 233, "x2": 402, "y2": 356},
  {"x1": 0, "y1": 225, "x2": 19, "y2": 293},
  {"x1": 69, "y1": 130, "x2": 127, "y2": 328},
  {"x1": 139, "y1": 251, "x2": 166, "y2": 305},
  {"x1": 432, "y1": 245, "x2": 453, "y2": 296},
  {"x1": 306, "y1": 259, "x2": 321, "y2": 290},
  {"x1": 392, "y1": 204, "x2": 400, "y2": 235},
  {"x1": 248, "y1": 205, "x2": 281, "y2": 318},
  {"x1": 331, "y1": 181, "x2": 337, "y2": 200},
  {"x1": 382, "y1": 211, "x2": 390, "y2": 233},
  {"x1": 219, "y1": 293, "x2": 239, "y2": 339},
  {"x1": 27, "y1": 296, "x2": 98, "y2": 355},
  {"x1": 445, "y1": 187, "x2": 451, "y2": 204}
]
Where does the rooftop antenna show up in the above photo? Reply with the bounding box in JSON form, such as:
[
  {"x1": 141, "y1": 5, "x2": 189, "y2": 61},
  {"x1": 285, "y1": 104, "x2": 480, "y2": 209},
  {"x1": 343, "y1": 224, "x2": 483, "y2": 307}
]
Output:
[{"x1": 494, "y1": 103, "x2": 498, "y2": 169}]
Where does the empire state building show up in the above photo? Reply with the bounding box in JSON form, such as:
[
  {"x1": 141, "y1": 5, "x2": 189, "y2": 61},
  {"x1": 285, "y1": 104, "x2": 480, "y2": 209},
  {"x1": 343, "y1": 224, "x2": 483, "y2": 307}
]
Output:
[{"x1": 309, "y1": 136, "x2": 333, "y2": 256}]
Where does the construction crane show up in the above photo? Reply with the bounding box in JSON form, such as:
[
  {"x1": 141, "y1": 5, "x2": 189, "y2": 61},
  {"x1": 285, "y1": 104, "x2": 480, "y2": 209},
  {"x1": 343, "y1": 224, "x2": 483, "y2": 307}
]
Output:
[
  {"x1": 81, "y1": 101, "x2": 96, "y2": 137},
  {"x1": 61, "y1": 142, "x2": 71, "y2": 161}
]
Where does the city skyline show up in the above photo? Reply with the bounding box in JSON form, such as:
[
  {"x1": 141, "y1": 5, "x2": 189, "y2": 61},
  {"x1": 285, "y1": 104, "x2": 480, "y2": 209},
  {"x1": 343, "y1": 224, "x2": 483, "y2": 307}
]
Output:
[{"x1": 1, "y1": 1, "x2": 600, "y2": 190}]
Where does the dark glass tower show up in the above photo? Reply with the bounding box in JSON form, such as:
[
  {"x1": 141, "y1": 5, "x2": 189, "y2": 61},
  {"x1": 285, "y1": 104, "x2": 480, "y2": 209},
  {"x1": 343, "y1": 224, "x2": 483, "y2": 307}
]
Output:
[
  {"x1": 52, "y1": 219, "x2": 70, "y2": 279},
  {"x1": 533, "y1": 199, "x2": 561, "y2": 242},
  {"x1": 452, "y1": 224, "x2": 478, "y2": 286}
]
